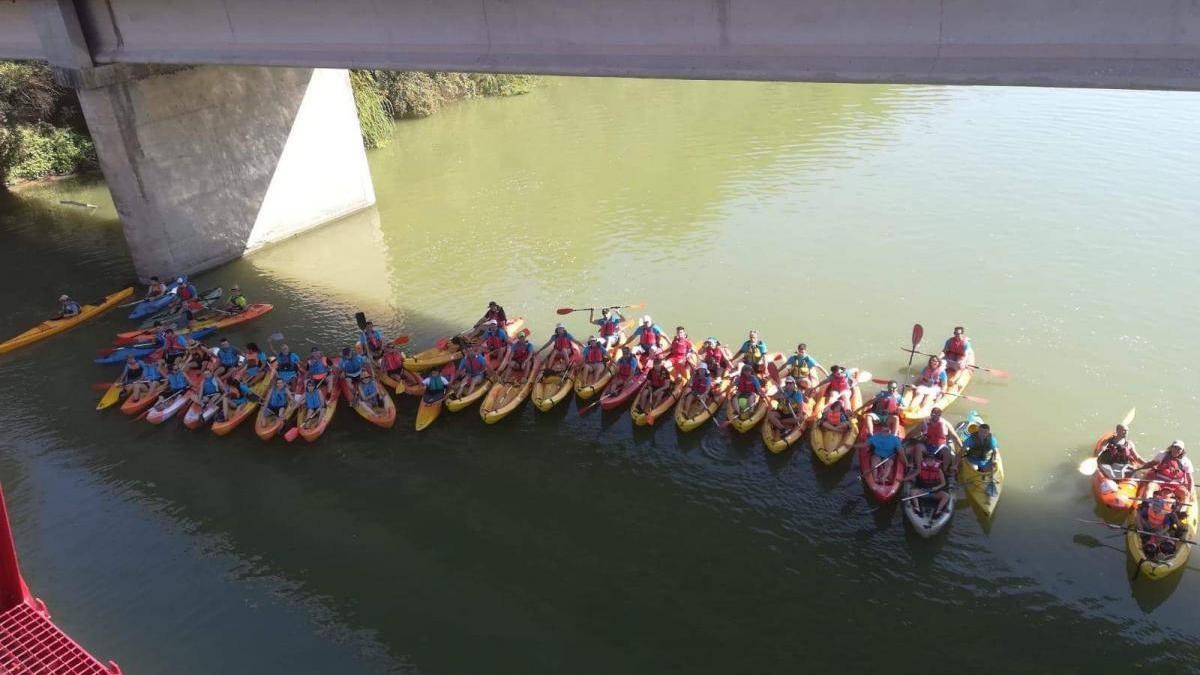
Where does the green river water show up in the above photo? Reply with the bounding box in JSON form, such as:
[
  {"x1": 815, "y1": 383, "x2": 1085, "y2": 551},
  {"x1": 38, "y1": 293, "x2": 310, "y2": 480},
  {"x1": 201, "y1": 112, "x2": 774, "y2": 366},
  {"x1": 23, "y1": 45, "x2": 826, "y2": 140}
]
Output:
[{"x1": 2, "y1": 77, "x2": 1200, "y2": 673}]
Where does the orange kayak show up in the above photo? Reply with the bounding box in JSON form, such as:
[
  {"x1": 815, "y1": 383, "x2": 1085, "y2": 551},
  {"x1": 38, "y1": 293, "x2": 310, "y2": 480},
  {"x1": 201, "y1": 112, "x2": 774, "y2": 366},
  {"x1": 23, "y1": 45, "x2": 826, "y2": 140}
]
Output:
[
  {"x1": 0, "y1": 287, "x2": 133, "y2": 354},
  {"x1": 113, "y1": 303, "x2": 274, "y2": 346}
]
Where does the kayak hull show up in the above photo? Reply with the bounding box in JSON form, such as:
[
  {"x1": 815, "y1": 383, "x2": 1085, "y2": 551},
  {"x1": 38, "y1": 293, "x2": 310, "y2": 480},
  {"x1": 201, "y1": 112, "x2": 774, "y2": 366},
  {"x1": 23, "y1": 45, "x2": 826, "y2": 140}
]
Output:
[
  {"x1": 900, "y1": 367, "x2": 972, "y2": 424},
  {"x1": 254, "y1": 394, "x2": 299, "y2": 441},
  {"x1": 956, "y1": 413, "x2": 1004, "y2": 517},
  {"x1": 631, "y1": 366, "x2": 690, "y2": 426},
  {"x1": 0, "y1": 287, "x2": 133, "y2": 354},
  {"x1": 121, "y1": 382, "x2": 166, "y2": 415},
  {"x1": 480, "y1": 356, "x2": 541, "y2": 423},
  {"x1": 532, "y1": 343, "x2": 580, "y2": 412},
  {"x1": 405, "y1": 317, "x2": 526, "y2": 373},
  {"x1": 1092, "y1": 431, "x2": 1139, "y2": 510},
  {"x1": 858, "y1": 435, "x2": 907, "y2": 503},
  {"x1": 675, "y1": 373, "x2": 732, "y2": 433},
  {"x1": 902, "y1": 482, "x2": 955, "y2": 537},
  {"x1": 761, "y1": 398, "x2": 817, "y2": 454},
  {"x1": 1126, "y1": 485, "x2": 1197, "y2": 580},
  {"x1": 299, "y1": 381, "x2": 341, "y2": 441}
]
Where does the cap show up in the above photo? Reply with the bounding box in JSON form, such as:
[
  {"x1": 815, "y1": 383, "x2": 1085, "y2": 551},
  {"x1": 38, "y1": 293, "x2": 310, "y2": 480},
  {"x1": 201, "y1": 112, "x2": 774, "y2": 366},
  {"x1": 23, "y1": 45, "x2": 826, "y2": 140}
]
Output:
[
  {"x1": 696, "y1": 362, "x2": 708, "y2": 370},
  {"x1": 784, "y1": 376, "x2": 797, "y2": 383},
  {"x1": 486, "y1": 319, "x2": 498, "y2": 325},
  {"x1": 555, "y1": 322, "x2": 565, "y2": 329},
  {"x1": 58, "y1": 294, "x2": 69, "y2": 301},
  {"x1": 1170, "y1": 440, "x2": 1186, "y2": 450},
  {"x1": 642, "y1": 315, "x2": 652, "y2": 324},
  {"x1": 705, "y1": 337, "x2": 717, "y2": 345}
]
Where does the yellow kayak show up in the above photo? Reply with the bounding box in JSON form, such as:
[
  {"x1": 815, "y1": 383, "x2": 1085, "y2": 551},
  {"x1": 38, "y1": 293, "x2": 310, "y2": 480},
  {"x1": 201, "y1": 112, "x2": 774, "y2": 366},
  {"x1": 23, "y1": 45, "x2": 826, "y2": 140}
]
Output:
[
  {"x1": 404, "y1": 317, "x2": 525, "y2": 373},
  {"x1": 810, "y1": 385, "x2": 862, "y2": 465},
  {"x1": 761, "y1": 397, "x2": 817, "y2": 454},
  {"x1": 532, "y1": 345, "x2": 580, "y2": 412},
  {"x1": 1127, "y1": 486, "x2": 1197, "y2": 580},
  {"x1": 480, "y1": 356, "x2": 541, "y2": 423},
  {"x1": 675, "y1": 372, "x2": 732, "y2": 432},
  {"x1": 900, "y1": 367, "x2": 972, "y2": 424},
  {"x1": 631, "y1": 364, "x2": 690, "y2": 426},
  {"x1": 1, "y1": 287, "x2": 133, "y2": 354},
  {"x1": 956, "y1": 412, "x2": 1004, "y2": 517}
]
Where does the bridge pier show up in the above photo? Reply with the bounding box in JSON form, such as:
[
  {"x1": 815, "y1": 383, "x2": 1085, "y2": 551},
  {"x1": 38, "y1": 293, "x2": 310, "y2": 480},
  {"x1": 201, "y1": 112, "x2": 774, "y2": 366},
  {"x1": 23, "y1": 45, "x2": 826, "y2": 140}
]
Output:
[{"x1": 72, "y1": 64, "x2": 376, "y2": 280}]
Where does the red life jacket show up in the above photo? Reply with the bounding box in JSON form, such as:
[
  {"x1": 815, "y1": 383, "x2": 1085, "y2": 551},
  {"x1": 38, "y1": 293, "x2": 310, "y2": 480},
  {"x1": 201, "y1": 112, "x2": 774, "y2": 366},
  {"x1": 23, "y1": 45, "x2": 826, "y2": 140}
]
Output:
[
  {"x1": 736, "y1": 374, "x2": 758, "y2": 394},
  {"x1": 639, "y1": 328, "x2": 658, "y2": 347},
  {"x1": 1157, "y1": 456, "x2": 1187, "y2": 482},
  {"x1": 584, "y1": 345, "x2": 605, "y2": 364},
  {"x1": 511, "y1": 342, "x2": 531, "y2": 363},
  {"x1": 381, "y1": 351, "x2": 404, "y2": 371},
  {"x1": 922, "y1": 420, "x2": 948, "y2": 448},
  {"x1": 918, "y1": 457, "x2": 942, "y2": 483},
  {"x1": 599, "y1": 318, "x2": 620, "y2": 337},
  {"x1": 484, "y1": 308, "x2": 505, "y2": 323},
  {"x1": 484, "y1": 332, "x2": 506, "y2": 351},
  {"x1": 617, "y1": 358, "x2": 636, "y2": 378},
  {"x1": 945, "y1": 336, "x2": 968, "y2": 360},
  {"x1": 649, "y1": 367, "x2": 670, "y2": 388},
  {"x1": 464, "y1": 355, "x2": 486, "y2": 375},
  {"x1": 828, "y1": 372, "x2": 851, "y2": 392},
  {"x1": 691, "y1": 374, "x2": 711, "y2": 394},
  {"x1": 178, "y1": 285, "x2": 195, "y2": 301},
  {"x1": 553, "y1": 333, "x2": 573, "y2": 350},
  {"x1": 670, "y1": 338, "x2": 690, "y2": 359},
  {"x1": 872, "y1": 393, "x2": 899, "y2": 415}
]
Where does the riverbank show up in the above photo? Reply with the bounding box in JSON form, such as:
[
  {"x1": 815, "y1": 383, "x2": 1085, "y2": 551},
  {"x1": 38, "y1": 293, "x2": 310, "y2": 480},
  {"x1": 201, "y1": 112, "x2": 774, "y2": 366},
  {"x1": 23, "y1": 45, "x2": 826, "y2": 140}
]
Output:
[{"x1": 0, "y1": 62, "x2": 535, "y2": 187}]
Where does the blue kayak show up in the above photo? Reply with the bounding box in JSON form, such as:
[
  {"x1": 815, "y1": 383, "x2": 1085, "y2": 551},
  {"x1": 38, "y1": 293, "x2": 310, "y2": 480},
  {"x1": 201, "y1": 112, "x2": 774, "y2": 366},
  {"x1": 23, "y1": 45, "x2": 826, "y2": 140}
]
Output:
[
  {"x1": 128, "y1": 281, "x2": 182, "y2": 320},
  {"x1": 94, "y1": 326, "x2": 215, "y2": 364}
]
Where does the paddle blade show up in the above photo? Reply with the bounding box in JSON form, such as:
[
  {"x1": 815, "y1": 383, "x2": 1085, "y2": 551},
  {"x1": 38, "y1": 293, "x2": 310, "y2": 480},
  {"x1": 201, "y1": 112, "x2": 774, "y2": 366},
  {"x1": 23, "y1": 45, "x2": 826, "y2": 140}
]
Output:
[
  {"x1": 391, "y1": 335, "x2": 410, "y2": 346},
  {"x1": 355, "y1": 312, "x2": 368, "y2": 331},
  {"x1": 1078, "y1": 456, "x2": 1099, "y2": 476},
  {"x1": 855, "y1": 370, "x2": 873, "y2": 384},
  {"x1": 961, "y1": 393, "x2": 990, "y2": 405},
  {"x1": 284, "y1": 427, "x2": 301, "y2": 443},
  {"x1": 624, "y1": 303, "x2": 646, "y2": 311},
  {"x1": 911, "y1": 323, "x2": 924, "y2": 347},
  {"x1": 983, "y1": 366, "x2": 1011, "y2": 378},
  {"x1": 556, "y1": 307, "x2": 575, "y2": 315},
  {"x1": 436, "y1": 338, "x2": 450, "y2": 350},
  {"x1": 1121, "y1": 407, "x2": 1136, "y2": 428},
  {"x1": 766, "y1": 361, "x2": 782, "y2": 387},
  {"x1": 269, "y1": 332, "x2": 284, "y2": 341}
]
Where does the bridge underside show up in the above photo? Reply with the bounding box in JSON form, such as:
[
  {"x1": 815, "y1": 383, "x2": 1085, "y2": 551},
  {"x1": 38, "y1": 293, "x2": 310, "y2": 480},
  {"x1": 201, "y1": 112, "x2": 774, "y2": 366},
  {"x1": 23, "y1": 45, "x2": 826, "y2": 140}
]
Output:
[{"x1": 2, "y1": 0, "x2": 1200, "y2": 91}]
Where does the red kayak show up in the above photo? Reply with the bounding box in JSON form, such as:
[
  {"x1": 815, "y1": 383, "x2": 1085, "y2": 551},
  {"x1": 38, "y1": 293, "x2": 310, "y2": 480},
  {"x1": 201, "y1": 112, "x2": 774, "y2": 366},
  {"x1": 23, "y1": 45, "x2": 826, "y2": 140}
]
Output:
[
  {"x1": 858, "y1": 426, "x2": 907, "y2": 503},
  {"x1": 599, "y1": 357, "x2": 651, "y2": 411},
  {"x1": 112, "y1": 303, "x2": 273, "y2": 346}
]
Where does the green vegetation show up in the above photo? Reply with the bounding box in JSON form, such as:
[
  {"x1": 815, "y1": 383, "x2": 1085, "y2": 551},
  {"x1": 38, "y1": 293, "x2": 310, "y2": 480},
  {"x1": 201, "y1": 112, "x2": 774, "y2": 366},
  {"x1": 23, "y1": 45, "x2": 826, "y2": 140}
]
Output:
[
  {"x1": 0, "y1": 61, "x2": 96, "y2": 187},
  {"x1": 351, "y1": 71, "x2": 537, "y2": 149}
]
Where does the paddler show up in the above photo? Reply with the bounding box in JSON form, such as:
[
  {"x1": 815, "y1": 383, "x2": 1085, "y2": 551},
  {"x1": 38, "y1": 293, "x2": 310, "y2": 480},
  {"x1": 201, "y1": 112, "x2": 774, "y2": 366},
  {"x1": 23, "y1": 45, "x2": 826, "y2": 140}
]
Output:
[
  {"x1": 904, "y1": 451, "x2": 950, "y2": 519},
  {"x1": 579, "y1": 336, "x2": 610, "y2": 386},
  {"x1": 303, "y1": 347, "x2": 331, "y2": 386},
  {"x1": 939, "y1": 326, "x2": 974, "y2": 375},
  {"x1": 219, "y1": 374, "x2": 253, "y2": 422},
  {"x1": 731, "y1": 364, "x2": 764, "y2": 417},
  {"x1": 143, "y1": 276, "x2": 167, "y2": 300},
  {"x1": 1097, "y1": 424, "x2": 1144, "y2": 479},
  {"x1": 1139, "y1": 441, "x2": 1194, "y2": 501},
  {"x1": 476, "y1": 301, "x2": 507, "y2": 328},
  {"x1": 665, "y1": 326, "x2": 694, "y2": 370},
  {"x1": 782, "y1": 343, "x2": 826, "y2": 390},
  {"x1": 129, "y1": 355, "x2": 166, "y2": 400},
  {"x1": 194, "y1": 366, "x2": 223, "y2": 410},
  {"x1": 242, "y1": 342, "x2": 268, "y2": 386},
  {"x1": 813, "y1": 365, "x2": 856, "y2": 408},
  {"x1": 226, "y1": 285, "x2": 247, "y2": 313},
  {"x1": 697, "y1": 338, "x2": 732, "y2": 381},
  {"x1": 607, "y1": 347, "x2": 642, "y2": 393},
  {"x1": 159, "y1": 327, "x2": 188, "y2": 366},
  {"x1": 765, "y1": 376, "x2": 806, "y2": 434},
  {"x1": 271, "y1": 340, "x2": 301, "y2": 383},
  {"x1": 55, "y1": 294, "x2": 81, "y2": 319},
  {"x1": 479, "y1": 321, "x2": 511, "y2": 363},
  {"x1": 962, "y1": 422, "x2": 1000, "y2": 496},
  {"x1": 379, "y1": 343, "x2": 423, "y2": 391},
  {"x1": 164, "y1": 362, "x2": 192, "y2": 401},
  {"x1": 301, "y1": 379, "x2": 325, "y2": 426},
  {"x1": 539, "y1": 323, "x2": 582, "y2": 373},
  {"x1": 118, "y1": 354, "x2": 146, "y2": 393},
  {"x1": 817, "y1": 399, "x2": 851, "y2": 435},
  {"x1": 214, "y1": 337, "x2": 243, "y2": 378},
  {"x1": 635, "y1": 357, "x2": 673, "y2": 413},
  {"x1": 680, "y1": 362, "x2": 715, "y2": 419},
  {"x1": 173, "y1": 276, "x2": 199, "y2": 312},
  {"x1": 867, "y1": 420, "x2": 903, "y2": 485},
  {"x1": 359, "y1": 321, "x2": 385, "y2": 359},
  {"x1": 1135, "y1": 495, "x2": 1187, "y2": 560},
  {"x1": 589, "y1": 307, "x2": 626, "y2": 349},
  {"x1": 451, "y1": 344, "x2": 489, "y2": 397},
  {"x1": 630, "y1": 316, "x2": 665, "y2": 358},
  {"x1": 732, "y1": 330, "x2": 769, "y2": 375},
  {"x1": 913, "y1": 407, "x2": 963, "y2": 474},
  {"x1": 182, "y1": 337, "x2": 213, "y2": 372},
  {"x1": 263, "y1": 377, "x2": 292, "y2": 420},
  {"x1": 907, "y1": 355, "x2": 948, "y2": 411},
  {"x1": 856, "y1": 380, "x2": 902, "y2": 436},
  {"x1": 358, "y1": 371, "x2": 386, "y2": 411},
  {"x1": 340, "y1": 346, "x2": 366, "y2": 385},
  {"x1": 499, "y1": 332, "x2": 536, "y2": 384},
  {"x1": 422, "y1": 368, "x2": 450, "y2": 404}
]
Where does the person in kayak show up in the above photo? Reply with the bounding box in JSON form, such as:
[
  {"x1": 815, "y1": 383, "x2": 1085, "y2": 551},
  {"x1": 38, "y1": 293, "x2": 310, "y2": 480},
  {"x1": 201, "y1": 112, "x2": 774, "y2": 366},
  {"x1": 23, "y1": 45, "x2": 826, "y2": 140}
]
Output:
[
  {"x1": 867, "y1": 423, "x2": 904, "y2": 485},
  {"x1": 164, "y1": 362, "x2": 193, "y2": 402},
  {"x1": 214, "y1": 337, "x2": 243, "y2": 378},
  {"x1": 782, "y1": 343, "x2": 826, "y2": 390},
  {"x1": 227, "y1": 285, "x2": 248, "y2": 313},
  {"x1": 129, "y1": 355, "x2": 167, "y2": 400},
  {"x1": 499, "y1": 332, "x2": 536, "y2": 384},
  {"x1": 218, "y1": 375, "x2": 253, "y2": 422},
  {"x1": 451, "y1": 345, "x2": 489, "y2": 398},
  {"x1": 939, "y1": 326, "x2": 974, "y2": 375},
  {"x1": 359, "y1": 321, "x2": 385, "y2": 359},
  {"x1": 635, "y1": 358, "x2": 674, "y2": 413},
  {"x1": 144, "y1": 276, "x2": 167, "y2": 300},
  {"x1": 118, "y1": 354, "x2": 146, "y2": 390},
  {"x1": 962, "y1": 422, "x2": 1001, "y2": 497},
  {"x1": 173, "y1": 276, "x2": 199, "y2": 312},
  {"x1": 731, "y1": 364, "x2": 764, "y2": 417},
  {"x1": 913, "y1": 407, "x2": 963, "y2": 473},
  {"x1": 358, "y1": 371, "x2": 387, "y2": 411},
  {"x1": 1135, "y1": 495, "x2": 1188, "y2": 560},
  {"x1": 814, "y1": 365, "x2": 856, "y2": 408},
  {"x1": 340, "y1": 346, "x2": 366, "y2": 386},
  {"x1": 540, "y1": 323, "x2": 582, "y2": 373},
  {"x1": 606, "y1": 347, "x2": 643, "y2": 395},
  {"x1": 55, "y1": 294, "x2": 81, "y2": 319},
  {"x1": 666, "y1": 326, "x2": 694, "y2": 370},
  {"x1": 476, "y1": 301, "x2": 507, "y2": 328},
  {"x1": 856, "y1": 380, "x2": 902, "y2": 436},
  {"x1": 304, "y1": 348, "x2": 331, "y2": 385},
  {"x1": 158, "y1": 327, "x2": 189, "y2": 366},
  {"x1": 271, "y1": 340, "x2": 301, "y2": 383},
  {"x1": 1097, "y1": 424, "x2": 1143, "y2": 479},
  {"x1": 630, "y1": 316, "x2": 665, "y2": 358},
  {"x1": 907, "y1": 355, "x2": 948, "y2": 411},
  {"x1": 697, "y1": 338, "x2": 732, "y2": 381},
  {"x1": 479, "y1": 321, "x2": 511, "y2": 365},
  {"x1": 905, "y1": 453, "x2": 950, "y2": 519},
  {"x1": 193, "y1": 367, "x2": 223, "y2": 412},
  {"x1": 578, "y1": 336, "x2": 610, "y2": 387},
  {"x1": 817, "y1": 399, "x2": 852, "y2": 435},
  {"x1": 422, "y1": 368, "x2": 450, "y2": 404},
  {"x1": 590, "y1": 307, "x2": 626, "y2": 349},
  {"x1": 1140, "y1": 441, "x2": 1194, "y2": 501},
  {"x1": 680, "y1": 362, "x2": 715, "y2": 419},
  {"x1": 263, "y1": 377, "x2": 292, "y2": 420},
  {"x1": 732, "y1": 330, "x2": 769, "y2": 375},
  {"x1": 765, "y1": 376, "x2": 806, "y2": 435},
  {"x1": 300, "y1": 379, "x2": 326, "y2": 426},
  {"x1": 242, "y1": 342, "x2": 267, "y2": 385}
]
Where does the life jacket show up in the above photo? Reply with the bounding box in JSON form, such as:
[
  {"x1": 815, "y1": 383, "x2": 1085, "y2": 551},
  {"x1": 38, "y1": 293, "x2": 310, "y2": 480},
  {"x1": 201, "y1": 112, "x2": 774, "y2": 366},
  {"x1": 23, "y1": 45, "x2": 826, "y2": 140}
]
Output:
[
  {"x1": 511, "y1": 342, "x2": 532, "y2": 363},
  {"x1": 735, "y1": 373, "x2": 759, "y2": 395},
  {"x1": 381, "y1": 351, "x2": 404, "y2": 371},
  {"x1": 277, "y1": 352, "x2": 299, "y2": 373},
  {"x1": 268, "y1": 388, "x2": 290, "y2": 408},
  {"x1": 217, "y1": 346, "x2": 239, "y2": 367},
  {"x1": 918, "y1": 365, "x2": 945, "y2": 387},
  {"x1": 743, "y1": 341, "x2": 765, "y2": 363},
  {"x1": 363, "y1": 330, "x2": 383, "y2": 353},
  {"x1": 670, "y1": 338, "x2": 691, "y2": 359},
  {"x1": 828, "y1": 372, "x2": 851, "y2": 392},
  {"x1": 691, "y1": 373, "x2": 711, "y2": 394},
  {"x1": 790, "y1": 355, "x2": 812, "y2": 377},
  {"x1": 553, "y1": 332, "x2": 574, "y2": 350},
  {"x1": 617, "y1": 357, "x2": 636, "y2": 378},
  {"x1": 342, "y1": 355, "x2": 364, "y2": 377},
  {"x1": 778, "y1": 391, "x2": 803, "y2": 415},
  {"x1": 639, "y1": 327, "x2": 658, "y2": 348},
  {"x1": 945, "y1": 336, "x2": 969, "y2": 360},
  {"x1": 822, "y1": 406, "x2": 845, "y2": 426},
  {"x1": 201, "y1": 376, "x2": 220, "y2": 396},
  {"x1": 1146, "y1": 507, "x2": 1168, "y2": 530},
  {"x1": 918, "y1": 457, "x2": 942, "y2": 483},
  {"x1": 599, "y1": 317, "x2": 621, "y2": 337},
  {"x1": 177, "y1": 284, "x2": 195, "y2": 301},
  {"x1": 460, "y1": 354, "x2": 486, "y2": 375},
  {"x1": 145, "y1": 365, "x2": 165, "y2": 382},
  {"x1": 649, "y1": 367, "x2": 670, "y2": 388},
  {"x1": 1157, "y1": 456, "x2": 1187, "y2": 482},
  {"x1": 484, "y1": 330, "x2": 507, "y2": 351},
  {"x1": 229, "y1": 294, "x2": 247, "y2": 310},
  {"x1": 164, "y1": 336, "x2": 185, "y2": 356},
  {"x1": 125, "y1": 362, "x2": 144, "y2": 380},
  {"x1": 872, "y1": 392, "x2": 900, "y2": 415},
  {"x1": 1103, "y1": 438, "x2": 1134, "y2": 464},
  {"x1": 308, "y1": 358, "x2": 328, "y2": 377},
  {"x1": 922, "y1": 420, "x2": 948, "y2": 448},
  {"x1": 305, "y1": 391, "x2": 323, "y2": 410},
  {"x1": 361, "y1": 379, "x2": 379, "y2": 398},
  {"x1": 245, "y1": 350, "x2": 263, "y2": 368},
  {"x1": 168, "y1": 372, "x2": 189, "y2": 391},
  {"x1": 484, "y1": 308, "x2": 505, "y2": 323},
  {"x1": 584, "y1": 344, "x2": 605, "y2": 364}
]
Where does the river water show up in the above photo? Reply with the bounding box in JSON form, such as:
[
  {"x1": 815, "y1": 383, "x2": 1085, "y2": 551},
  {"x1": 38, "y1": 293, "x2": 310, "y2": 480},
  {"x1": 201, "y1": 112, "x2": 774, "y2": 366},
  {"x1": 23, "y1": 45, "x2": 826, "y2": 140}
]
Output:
[{"x1": 2, "y1": 77, "x2": 1199, "y2": 673}]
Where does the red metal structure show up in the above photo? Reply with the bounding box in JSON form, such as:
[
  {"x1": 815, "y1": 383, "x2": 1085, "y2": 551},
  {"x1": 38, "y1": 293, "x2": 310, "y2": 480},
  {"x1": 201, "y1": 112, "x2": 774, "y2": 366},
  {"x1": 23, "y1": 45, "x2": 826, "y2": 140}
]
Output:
[{"x1": 0, "y1": 484, "x2": 120, "y2": 674}]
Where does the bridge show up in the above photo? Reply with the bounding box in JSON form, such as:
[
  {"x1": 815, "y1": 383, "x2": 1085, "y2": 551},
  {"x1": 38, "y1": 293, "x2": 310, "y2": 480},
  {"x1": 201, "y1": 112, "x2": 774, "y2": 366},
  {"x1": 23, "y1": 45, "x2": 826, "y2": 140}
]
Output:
[{"x1": 4, "y1": 0, "x2": 1199, "y2": 277}]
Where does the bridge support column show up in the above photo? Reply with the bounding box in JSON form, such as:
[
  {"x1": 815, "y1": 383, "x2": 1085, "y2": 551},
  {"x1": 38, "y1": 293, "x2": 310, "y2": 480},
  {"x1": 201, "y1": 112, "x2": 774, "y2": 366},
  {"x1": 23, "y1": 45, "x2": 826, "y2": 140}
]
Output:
[{"x1": 72, "y1": 65, "x2": 376, "y2": 279}]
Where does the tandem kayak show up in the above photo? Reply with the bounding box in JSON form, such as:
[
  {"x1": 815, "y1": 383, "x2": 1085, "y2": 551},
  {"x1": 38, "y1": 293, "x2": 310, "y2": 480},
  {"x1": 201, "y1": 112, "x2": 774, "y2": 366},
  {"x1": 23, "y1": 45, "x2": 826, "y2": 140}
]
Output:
[
  {"x1": 1126, "y1": 484, "x2": 1197, "y2": 580},
  {"x1": 405, "y1": 317, "x2": 526, "y2": 373},
  {"x1": 900, "y1": 367, "x2": 973, "y2": 424},
  {"x1": 0, "y1": 287, "x2": 133, "y2": 355},
  {"x1": 128, "y1": 281, "x2": 184, "y2": 320},
  {"x1": 115, "y1": 302, "x2": 272, "y2": 346},
  {"x1": 574, "y1": 320, "x2": 634, "y2": 399},
  {"x1": 1093, "y1": 431, "x2": 1139, "y2": 511}
]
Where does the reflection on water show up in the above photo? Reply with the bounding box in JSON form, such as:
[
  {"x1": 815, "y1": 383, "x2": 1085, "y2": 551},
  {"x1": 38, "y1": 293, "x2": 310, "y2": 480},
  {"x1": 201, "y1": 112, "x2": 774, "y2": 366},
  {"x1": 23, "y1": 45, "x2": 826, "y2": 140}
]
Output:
[{"x1": 2, "y1": 77, "x2": 1200, "y2": 673}]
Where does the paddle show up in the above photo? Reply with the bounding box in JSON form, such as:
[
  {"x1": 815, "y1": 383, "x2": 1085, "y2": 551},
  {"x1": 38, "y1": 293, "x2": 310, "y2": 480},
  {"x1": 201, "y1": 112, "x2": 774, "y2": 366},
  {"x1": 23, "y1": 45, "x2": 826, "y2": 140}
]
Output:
[
  {"x1": 117, "y1": 285, "x2": 176, "y2": 308},
  {"x1": 556, "y1": 302, "x2": 645, "y2": 316},
  {"x1": 1075, "y1": 518, "x2": 1199, "y2": 547},
  {"x1": 1078, "y1": 407, "x2": 1137, "y2": 476}
]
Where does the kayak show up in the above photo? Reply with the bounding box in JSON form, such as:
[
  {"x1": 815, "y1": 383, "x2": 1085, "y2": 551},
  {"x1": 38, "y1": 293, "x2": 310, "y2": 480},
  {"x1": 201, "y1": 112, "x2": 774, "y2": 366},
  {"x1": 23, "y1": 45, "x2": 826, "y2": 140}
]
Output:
[
  {"x1": 145, "y1": 389, "x2": 193, "y2": 425},
  {"x1": 574, "y1": 320, "x2": 635, "y2": 399},
  {"x1": 128, "y1": 283, "x2": 181, "y2": 320},
  {"x1": 1092, "y1": 431, "x2": 1140, "y2": 511},
  {"x1": 631, "y1": 363, "x2": 690, "y2": 426},
  {"x1": 95, "y1": 378, "x2": 125, "y2": 411},
  {"x1": 599, "y1": 362, "x2": 648, "y2": 412},
  {"x1": 900, "y1": 367, "x2": 973, "y2": 424},
  {"x1": 675, "y1": 370, "x2": 733, "y2": 432},
  {"x1": 94, "y1": 327, "x2": 216, "y2": 364},
  {"x1": 416, "y1": 363, "x2": 455, "y2": 431},
  {"x1": 0, "y1": 287, "x2": 133, "y2": 354},
  {"x1": 182, "y1": 393, "x2": 222, "y2": 430},
  {"x1": 858, "y1": 428, "x2": 908, "y2": 503},
  {"x1": 135, "y1": 287, "x2": 223, "y2": 328},
  {"x1": 902, "y1": 481, "x2": 955, "y2": 537},
  {"x1": 347, "y1": 379, "x2": 397, "y2": 428},
  {"x1": 480, "y1": 355, "x2": 541, "y2": 424},
  {"x1": 810, "y1": 383, "x2": 863, "y2": 465},
  {"x1": 445, "y1": 373, "x2": 492, "y2": 412},
  {"x1": 211, "y1": 365, "x2": 276, "y2": 436},
  {"x1": 254, "y1": 389, "x2": 300, "y2": 441},
  {"x1": 956, "y1": 411, "x2": 1004, "y2": 517},
  {"x1": 1126, "y1": 484, "x2": 1197, "y2": 580},
  {"x1": 121, "y1": 380, "x2": 166, "y2": 415},
  {"x1": 114, "y1": 302, "x2": 271, "y2": 346},
  {"x1": 298, "y1": 379, "x2": 342, "y2": 441},
  {"x1": 404, "y1": 317, "x2": 526, "y2": 373},
  {"x1": 532, "y1": 343, "x2": 581, "y2": 412},
  {"x1": 761, "y1": 396, "x2": 817, "y2": 454}
]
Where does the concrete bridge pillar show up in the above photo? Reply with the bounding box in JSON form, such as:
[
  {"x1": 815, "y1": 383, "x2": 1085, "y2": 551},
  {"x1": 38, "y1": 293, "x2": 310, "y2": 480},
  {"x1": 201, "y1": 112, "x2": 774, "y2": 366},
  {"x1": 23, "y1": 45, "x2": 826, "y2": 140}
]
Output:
[{"x1": 30, "y1": 0, "x2": 375, "y2": 280}]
